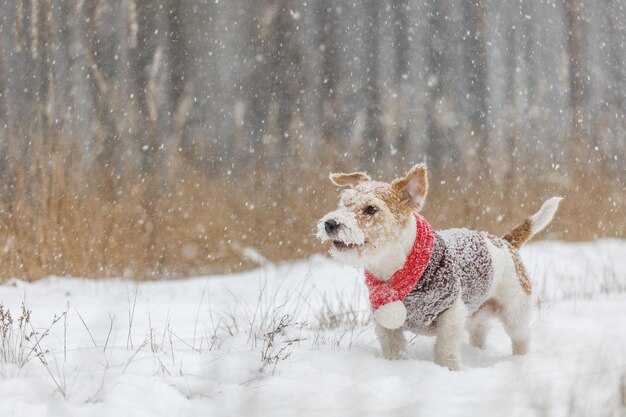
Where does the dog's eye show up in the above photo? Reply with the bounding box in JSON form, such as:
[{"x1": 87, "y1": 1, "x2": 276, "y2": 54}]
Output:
[{"x1": 363, "y1": 205, "x2": 378, "y2": 215}]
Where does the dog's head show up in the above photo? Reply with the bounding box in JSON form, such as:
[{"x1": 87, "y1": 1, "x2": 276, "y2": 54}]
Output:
[{"x1": 317, "y1": 164, "x2": 428, "y2": 266}]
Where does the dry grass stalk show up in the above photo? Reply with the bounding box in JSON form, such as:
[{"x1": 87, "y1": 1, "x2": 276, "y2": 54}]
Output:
[
  {"x1": 0, "y1": 303, "x2": 65, "y2": 368},
  {"x1": 259, "y1": 312, "x2": 303, "y2": 374}
]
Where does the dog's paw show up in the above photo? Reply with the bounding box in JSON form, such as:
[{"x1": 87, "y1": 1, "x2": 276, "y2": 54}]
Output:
[
  {"x1": 512, "y1": 340, "x2": 529, "y2": 355},
  {"x1": 434, "y1": 355, "x2": 460, "y2": 371},
  {"x1": 382, "y1": 350, "x2": 404, "y2": 360},
  {"x1": 374, "y1": 301, "x2": 407, "y2": 330}
]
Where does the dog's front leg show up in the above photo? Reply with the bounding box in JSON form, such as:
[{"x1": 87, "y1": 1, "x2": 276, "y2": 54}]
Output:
[
  {"x1": 434, "y1": 296, "x2": 467, "y2": 371},
  {"x1": 375, "y1": 322, "x2": 406, "y2": 360}
]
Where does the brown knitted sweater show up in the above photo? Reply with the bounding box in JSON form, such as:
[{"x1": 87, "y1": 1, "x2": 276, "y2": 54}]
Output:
[{"x1": 402, "y1": 228, "x2": 494, "y2": 334}]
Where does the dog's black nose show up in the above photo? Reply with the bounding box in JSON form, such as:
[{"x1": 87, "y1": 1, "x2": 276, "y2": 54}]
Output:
[{"x1": 324, "y1": 219, "x2": 340, "y2": 235}]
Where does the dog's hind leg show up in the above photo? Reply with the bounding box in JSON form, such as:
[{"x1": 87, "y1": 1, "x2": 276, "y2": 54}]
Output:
[
  {"x1": 499, "y1": 293, "x2": 532, "y2": 355},
  {"x1": 434, "y1": 296, "x2": 467, "y2": 370},
  {"x1": 468, "y1": 300, "x2": 497, "y2": 349},
  {"x1": 484, "y1": 238, "x2": 533, "y2": 356},
  {"x1": 375, "y1": 323, "x2": 406, "y2": 360}
]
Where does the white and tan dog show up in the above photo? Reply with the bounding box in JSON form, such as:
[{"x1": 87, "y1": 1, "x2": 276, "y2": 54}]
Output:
[{"x1": 317, "y1": 164, "x2": 561, "y2": 370}]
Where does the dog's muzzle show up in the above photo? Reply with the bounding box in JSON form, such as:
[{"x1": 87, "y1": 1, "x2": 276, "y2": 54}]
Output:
[
  {"x1": 317, "y1": 209, "x2": 366, "y2": 254},
  {"x1": 324, "y1": 219, "x2": 340, "y2": 235}
]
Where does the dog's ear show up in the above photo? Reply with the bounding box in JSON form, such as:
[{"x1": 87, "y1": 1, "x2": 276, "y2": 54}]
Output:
[
  {"x1": 392, "y1": 163, "x2": 428, "y2": 209},
  {"x1": 329, "y1": 172, "x2": 371, "y2": 188}
]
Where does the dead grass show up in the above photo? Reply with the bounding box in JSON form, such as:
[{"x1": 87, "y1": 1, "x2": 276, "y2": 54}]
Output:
[
  {"x1": 312, "y1": 288, "x2": 372, "y2": 349},
  {"x1": 0, "y1": 302, "x2": 65, "y2": 369},
  {"x1": 0, "y1": 130, "x2": 623, "y2": 282},
  {"x1": 0, "y1": 303, "x2": 38, "y2": 366},
  {"x1": 259, "y1": 312, "x2": 303, "y2": 374}
]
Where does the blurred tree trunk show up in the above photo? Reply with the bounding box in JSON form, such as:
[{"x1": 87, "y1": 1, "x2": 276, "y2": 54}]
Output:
[
  {"x1": 79, "y1": 1, "x2": 121, "y2": 193},
  {"x1": 36, "y1": 0, "x2": 53, "y2": 140},
  {"x1": 461, "y1": 0, "x2": 490, "y2": 172},
  {"x1": 0, "y1": 7, "x2": 11, "y2": 135},
  {"x1": 521, "y1": 0, "x2": 539, "y2": 165},
  {"x1": 166, "y1": 0, "x2": 196, "y2": 176},
  {"x1": 563, "y1": 0, "x2": 589, "y2": 152},
  {"x1": 167, "y1": 0, "x2": 188, "y2": 114},
  {"x1": 0, "y1": 36, "x2": 8, "y2": 173},
  {"x1": 130, "y1": 0, "x2": 170, "y2": 191},
  {"x1": 132, "y1": 0, "x2": 165, "y2": 138},
  {"x1": 244, "y1": 0, "x2": 303, "y2": 175},
  {"x1": 131, "y1": 0, "x2": 169, "y2": 273},
  {"x1": 503, "y1": 8, "x2": 518, "y2": 197},
  {"x1": 604, "y1": 0, "x2": 626, "y2": 176},
  {"x1": 563, "y1": 0, "x2": 594, "y2": 233},
  {"x1": 272, "y1": 0, "x2": 303, "y2": 171},
  {"x1": 244, "y1": 0, "x2": 273, "y2": 170},
  {"x1": 362, "y1": 0, "x2": 384, "y2": 168},
  {"x1": 17, "y1": 0, "x2": 36, "y2": 123},
  {"x1": 605, "y1": 0, "x2": 625, "y2": 113},
  {"x1": 521, "y1": 0, "x2": 537, "y2": 106},
  {"x1": 318, "y1": 0, "x2": 340, "y2": 148},
  {"x1": 83, "y1": 1, "x2": 117, "y2": 79},
  {"x1": 425, "y1": 0, "x2": 448, "y2": 173},
  {"x1": 392, "y1": 0, "x2": 410, "y2": 155}
]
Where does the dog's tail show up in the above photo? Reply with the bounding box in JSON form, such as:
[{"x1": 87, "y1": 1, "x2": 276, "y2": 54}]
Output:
[{"x1": 502, "y1": 197, "x2": 563, "y2": 248}]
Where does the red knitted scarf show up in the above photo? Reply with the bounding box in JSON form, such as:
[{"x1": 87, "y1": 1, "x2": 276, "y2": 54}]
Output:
[{"x1": 365, "y1": 214, "x2": 435, "y2": 310}]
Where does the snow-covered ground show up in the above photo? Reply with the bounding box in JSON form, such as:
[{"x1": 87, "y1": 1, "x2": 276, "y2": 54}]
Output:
[{"x1": 1, "y1": 239, "x2": 625, "y2": 417}]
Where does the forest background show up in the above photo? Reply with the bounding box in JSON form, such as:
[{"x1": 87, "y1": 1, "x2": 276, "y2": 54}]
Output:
[{"x1": 0, "y1": 0, "x2": 623, "y2": 280}]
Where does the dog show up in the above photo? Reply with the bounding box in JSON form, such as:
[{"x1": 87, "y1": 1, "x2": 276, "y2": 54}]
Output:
[{"x1": 316, "y1": 163, "x2": 561, "y2": 370}]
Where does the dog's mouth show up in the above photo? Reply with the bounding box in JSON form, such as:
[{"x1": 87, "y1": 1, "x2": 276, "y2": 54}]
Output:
[{"x1": 332, "y1": 240, "x2": 363, "y2": 252}]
